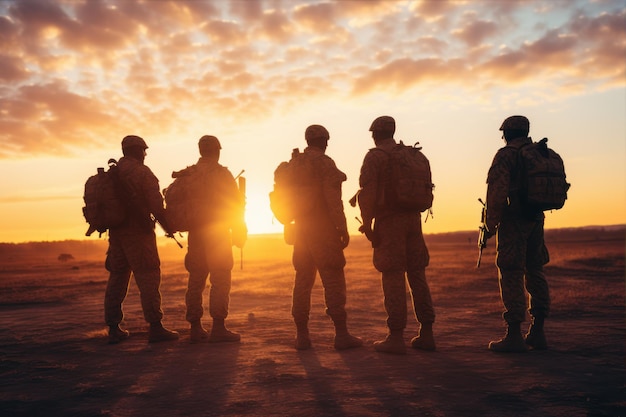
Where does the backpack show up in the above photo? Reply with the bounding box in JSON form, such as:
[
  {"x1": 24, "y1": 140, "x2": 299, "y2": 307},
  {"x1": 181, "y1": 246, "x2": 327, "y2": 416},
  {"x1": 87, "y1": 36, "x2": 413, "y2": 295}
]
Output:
[
  {"x1": 163, "y1": 164, "x2": 216, "y2": 232},
  {"x1": 513, "y1": 137, "x2": 570, "y2": 212},
  {"x1": 269, "y1": 149, "x2": 321, "y2": 225},
  {"x1": 376, "y1": 142, "x2": 434, "y2": 212},
  {"x1": 82, "y1": 159, "x2": 127, "y2": 236}
]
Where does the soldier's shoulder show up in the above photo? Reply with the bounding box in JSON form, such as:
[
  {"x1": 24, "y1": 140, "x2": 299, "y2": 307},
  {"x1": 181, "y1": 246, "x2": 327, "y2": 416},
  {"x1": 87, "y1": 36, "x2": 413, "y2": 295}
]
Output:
[
  {"x1": 493, "y1": 145, "x2": 518, "y2": 160},
  {"x1": 363, "y1": 147, "x2": 388, "y2": 164}
]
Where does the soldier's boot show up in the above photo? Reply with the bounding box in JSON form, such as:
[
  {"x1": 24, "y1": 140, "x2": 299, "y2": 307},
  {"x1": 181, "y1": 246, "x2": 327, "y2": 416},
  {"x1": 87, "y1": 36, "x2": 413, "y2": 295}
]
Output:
[
  {"x1": 208, "y1": 318, "x2": 240, "y2": 343},
  {"x1": 374, "y1": 329, "x2": 406, "y2": 355},
  {"x1": 148, "y1": 321, "x2": 179, "y2": 343},
  {"x1": 189, "y1": 320, "x2": 209, "y2": 344},
  {"x1": 294, "y1": 321, "x2": 312, "y2": 350},
  {"x1": 488, "y1": 322, "x2": 528, "y2": 353},
  {"x1": 410, "y1": 322, "x2": 436, "y2": 351},
  {"x1": 332, "y1": 320, "x2": 363, "y2": 351},
  {"x1": 525, "y1": 316, "x2": 548, "y2": 350},
  {"x1": 108, "y1": 324, "x2": 129, "y2": 344}
]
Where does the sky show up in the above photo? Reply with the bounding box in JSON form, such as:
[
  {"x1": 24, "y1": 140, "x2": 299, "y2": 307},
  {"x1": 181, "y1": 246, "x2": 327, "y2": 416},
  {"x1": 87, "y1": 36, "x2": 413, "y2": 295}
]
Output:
[{"x1": 0, "y1": 0, "x2": 624, "y2": 243}]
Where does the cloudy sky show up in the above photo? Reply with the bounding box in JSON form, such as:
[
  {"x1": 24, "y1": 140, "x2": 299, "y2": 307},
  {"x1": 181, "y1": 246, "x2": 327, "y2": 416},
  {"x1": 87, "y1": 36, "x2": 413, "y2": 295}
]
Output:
[{"x1": 0, "y1": 0, "x2": 624, "y2": 243}]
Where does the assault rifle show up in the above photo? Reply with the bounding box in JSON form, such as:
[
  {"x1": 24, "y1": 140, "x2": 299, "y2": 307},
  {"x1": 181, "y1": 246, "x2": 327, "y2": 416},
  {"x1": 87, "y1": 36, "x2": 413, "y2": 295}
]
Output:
[
  {"x1": 156, "y1": 219, "x2": 183, "y2": 248},
  {"x1": 476, "y1": 198, "x2": 487, "y2": 268}
]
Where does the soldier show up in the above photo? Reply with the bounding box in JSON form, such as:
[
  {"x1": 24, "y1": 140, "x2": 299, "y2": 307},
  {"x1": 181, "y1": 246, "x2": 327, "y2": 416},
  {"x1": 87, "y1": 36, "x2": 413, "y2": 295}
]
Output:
[
  {"x1": 290, "y1": 125, "x2": 363, "y2": 351},
  {"x1": 358, "y1": 116, "x2": 436, "y2": 355},
  {"x1": 105, "y1": 135, "x2": 179, "y2": 344},
  {"x1": 184, "y1": 135, "x2": 247, "y2": 343},
  {"x1": 485, "y1": 115, "x2": 550, "y2": 352}
]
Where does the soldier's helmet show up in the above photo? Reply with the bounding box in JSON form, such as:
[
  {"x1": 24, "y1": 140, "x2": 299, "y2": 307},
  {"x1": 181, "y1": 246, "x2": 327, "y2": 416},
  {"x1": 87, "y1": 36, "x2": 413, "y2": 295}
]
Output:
[
  {"x1": 305, "y1": 124, "x2": 330, "y2": 141},
  {"x1": 121, "y1": 135, "x2": 148, "y2": 149},
  {"x1": 198, "y1": 135, "x2": 221, "y2": 151},
  {"x1": 499, "y1": 115, "x2": 529, "y2": 131},
  {"x1": 369, "y1": 115, "x2": 395, "y2": 134}
]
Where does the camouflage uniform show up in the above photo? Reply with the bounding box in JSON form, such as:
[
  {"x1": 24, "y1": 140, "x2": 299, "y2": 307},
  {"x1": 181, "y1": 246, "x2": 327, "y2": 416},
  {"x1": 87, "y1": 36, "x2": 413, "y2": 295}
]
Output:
[
  {"x1": 486, "y1": 136, "x2": 551, "y2": 324},
  {"x1": 184, "y1": 157, "x2": 245, "y2": 323},
  {"x1": 358, "y1": 137, "x2": 435, "y2": 331},
  {"x1": 291, "y1": 146, "x2": 349, "y2": 327},
  {"x1": 105, "y1": 156, "x2": 166, "y2": 326}
]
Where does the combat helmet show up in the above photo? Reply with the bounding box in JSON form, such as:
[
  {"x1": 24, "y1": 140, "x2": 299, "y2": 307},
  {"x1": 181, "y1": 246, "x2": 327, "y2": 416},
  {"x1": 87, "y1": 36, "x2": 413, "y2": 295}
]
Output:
[
  {"x1": 369, "y1": 116, "x2": 396, "y2": 134},
  {"x1": 198, "y1": 135, "x2": 221, "y2": 151},
  {"x1": 121, "y1": 135, "x2": 148, "y2": 149},
  {"x1": 499, "y1": 115, "x2": 529, "y2": 131},
  {"x1": 305, "y1": 125, "x2": 330, "y2": 141}
]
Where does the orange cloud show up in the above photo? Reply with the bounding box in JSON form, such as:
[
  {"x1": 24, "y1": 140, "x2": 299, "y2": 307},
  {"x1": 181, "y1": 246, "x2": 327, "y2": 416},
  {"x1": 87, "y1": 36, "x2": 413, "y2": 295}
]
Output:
[{"x1": 0, "y1": 0, "x2": 623, "y2": 160}]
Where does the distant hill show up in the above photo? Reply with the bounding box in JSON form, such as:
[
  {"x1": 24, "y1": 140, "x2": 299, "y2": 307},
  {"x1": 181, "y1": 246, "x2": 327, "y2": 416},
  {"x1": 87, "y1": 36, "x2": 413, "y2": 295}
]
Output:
[{"x1": 0, "y1": 225, "x2": 623, "y2": 264}]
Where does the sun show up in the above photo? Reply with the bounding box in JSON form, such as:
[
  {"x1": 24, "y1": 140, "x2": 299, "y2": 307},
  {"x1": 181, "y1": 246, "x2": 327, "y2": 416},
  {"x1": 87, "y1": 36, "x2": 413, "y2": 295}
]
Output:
[{"x1": 244, "y1": 190, "x2": 283, "y2": 236}]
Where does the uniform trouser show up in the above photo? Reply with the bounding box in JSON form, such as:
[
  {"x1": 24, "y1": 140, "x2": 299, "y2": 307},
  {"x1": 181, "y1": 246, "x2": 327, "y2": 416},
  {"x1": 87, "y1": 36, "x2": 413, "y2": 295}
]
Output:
[
  {"x1": 373, "y1": 213, "x2": 435, "y2": 330},
  {"x1": 185, "y1": 226, "x2": 234, "y2": 323},
  {"x1": 291, "y1": 224, "x2": 347, "y2": 326},
  {"x1": 496, "y1": 215, "x2": 550, "y2": 324},
  {"x1": 104, "y1": 229, "x2": 163, "y2": 325}
]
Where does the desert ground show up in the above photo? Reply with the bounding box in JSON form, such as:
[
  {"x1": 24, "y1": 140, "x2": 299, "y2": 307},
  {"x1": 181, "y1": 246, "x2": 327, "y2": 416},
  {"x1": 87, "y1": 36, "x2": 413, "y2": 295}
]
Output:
[{"x1": 0, "y1": 227, "x2": 624, "y2": 417}]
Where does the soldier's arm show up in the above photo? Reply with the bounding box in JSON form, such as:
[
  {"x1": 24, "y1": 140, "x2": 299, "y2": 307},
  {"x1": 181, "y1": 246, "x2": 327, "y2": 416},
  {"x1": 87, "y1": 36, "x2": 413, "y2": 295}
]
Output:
[
  {"x1": 485, "y1": 148, "x2": 514, "y2": 232},
  {"x1": 141, "y1": 167, "x2": 167, "y2": 220},
  {"x1": 321, "y1": 158, "x2": 348, "y2": 232},
  {"x1": 358, "y1": 151, "x2": 380, "y2": 227}
]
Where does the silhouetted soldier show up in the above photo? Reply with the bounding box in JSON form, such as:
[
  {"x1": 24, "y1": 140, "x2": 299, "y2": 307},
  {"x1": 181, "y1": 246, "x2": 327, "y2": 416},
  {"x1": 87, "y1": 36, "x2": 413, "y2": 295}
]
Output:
[
  {"x1": 105, "y1": 135, "x2": 179, "y2": 344},
  {"x1": 485, "y1": 115, "x2": 550, "y2": 352},
  {"x1": 290, "y1": 125, "x2": 362, "y2": 351},
  {"x1": 184, "y1": 135, "x2": 247, "y2": 343},
  {"x1": 358, "y1": 116, "x2": 436, "y2": 355}
]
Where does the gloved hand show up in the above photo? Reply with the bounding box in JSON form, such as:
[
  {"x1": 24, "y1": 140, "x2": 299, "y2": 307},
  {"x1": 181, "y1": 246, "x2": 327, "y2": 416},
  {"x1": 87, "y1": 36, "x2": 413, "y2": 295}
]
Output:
[
  {"x1": 157, "y1": 215, "x2": 175, "y2": 237},
  {"x1": 358, "y1": 224, "x2": 380, "y2": 248},
  {"x1": 338, "y1": 228, "x2": 350, "y2": 248},
  {"x1": 232, "y1": 223, "x2": 248, "y2": 248}
]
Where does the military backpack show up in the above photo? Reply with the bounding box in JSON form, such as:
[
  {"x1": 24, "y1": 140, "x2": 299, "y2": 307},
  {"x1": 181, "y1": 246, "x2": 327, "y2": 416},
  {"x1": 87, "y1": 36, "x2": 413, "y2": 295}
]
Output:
[
  {"x1": 163, "y1": 164, "x2": 218, "y2": 233},
  {"x1": 511, "y1": 137, "x2": 570, "y2": 212},
  {"x1": 375, "y1": 142, "x2": 434, "y2": 213},
  {"x1": 269, "y1": 149, "x2": 321, "y2": 225},
  {"x1": 82, "y1": 159, "x2": 127, "y2": 237}
]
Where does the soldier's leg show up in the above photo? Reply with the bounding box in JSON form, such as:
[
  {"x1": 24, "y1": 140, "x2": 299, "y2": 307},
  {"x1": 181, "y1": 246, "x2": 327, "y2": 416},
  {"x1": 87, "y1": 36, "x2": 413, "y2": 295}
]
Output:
[
  {"x1": 184, "y1": 232, "x2": 210, "y2": 324},
  {"x1": 372, "y1": 217, "x2": 408, "y2": 354},
  {"x1": 489, "y1": 221, "x2": 528, "y2": 352},
  {"x1": 406, "y1": 224, "x2": 435, "y2": 323},
  {"x1": 125, "y1": 232, "x2": 178, "y2": 343},
  {"x1": 318, "y1": 266, "x2": 363, "y2": 350},
  {"x1": 407, "y1": 269, "x2": 436, "y2": 351},
  {"x1": 292, "y1": 241, "x2": 316, "y2": 349},
  {"x1": 207, "y1": 269, "x2": 240, "y2": 343},
  {"x1": 524, "y1": 221, "x2": 550, "y2": 349},
  {"x1": 104, "y1": 239, "x2": 132, "y2": 339}
]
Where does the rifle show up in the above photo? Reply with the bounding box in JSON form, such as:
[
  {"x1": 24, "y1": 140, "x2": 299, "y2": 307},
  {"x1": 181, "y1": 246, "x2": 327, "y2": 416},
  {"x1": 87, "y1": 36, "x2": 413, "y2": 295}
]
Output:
[
  {"x1": 156, "y1": 218, "x2": 183, "y2": 248},
  {"x1": 235, "y1": 170, "x2": 246, "y2": 270},
  {"x1": 476, "y1": 198, "x2": 487, "y2": 268}
]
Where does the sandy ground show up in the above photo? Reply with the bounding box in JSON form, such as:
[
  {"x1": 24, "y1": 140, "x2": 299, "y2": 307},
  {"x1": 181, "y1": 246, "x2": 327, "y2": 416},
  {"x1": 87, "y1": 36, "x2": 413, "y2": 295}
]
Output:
[{"x1": 0, "y1": 229, "x2": 624, "y2": 417}]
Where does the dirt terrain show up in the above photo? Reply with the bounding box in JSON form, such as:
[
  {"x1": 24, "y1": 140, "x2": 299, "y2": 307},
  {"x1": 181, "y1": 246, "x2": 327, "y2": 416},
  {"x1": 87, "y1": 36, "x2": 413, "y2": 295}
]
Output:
[{"x1": 0, "y1": 228, "x2": 624, "y2": 417}]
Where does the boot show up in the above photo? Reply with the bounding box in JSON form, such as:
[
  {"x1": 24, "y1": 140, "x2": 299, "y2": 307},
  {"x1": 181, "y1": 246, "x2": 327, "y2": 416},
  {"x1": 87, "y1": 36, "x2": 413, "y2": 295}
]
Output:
[
  {"x1": 374, "y1": 329, "x2": 406, "y2": 355},
  {"x1": 189, "y1": 320, "x2": 209, "y2": 343},
  {"x1": 410, "y1": 322, "x2": 436, "y2": 351},
  {"x1": 333, "y1": 320, "x2": 363, "y2": 351},
  {"x1": 294, "y1": 321, "x2": 312, "y2": 350},
  {"x1": 108, "y1": 324, "x2": 129, "y2": 344},
  {"x1": 209, "y1": 318, "x2": 240, "y2": 343},
  {"x1": 525, "y1": 316, "x2": 548, "y2": 350},
  {"x1": 148, "y1": 322, "x2": 179, "y2": 343},
  {"x1": 488, "y1": 322, "x2": 528, "y2": 353}
]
